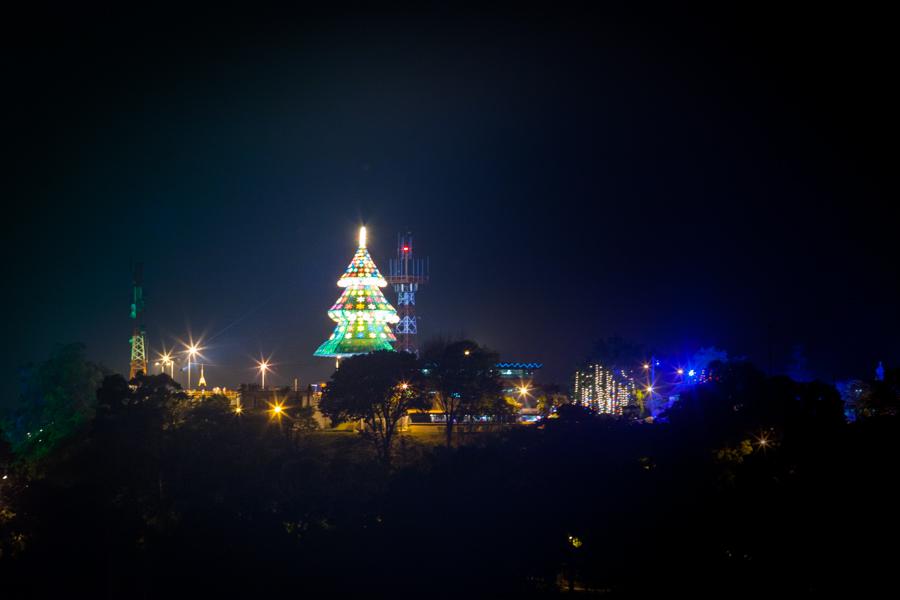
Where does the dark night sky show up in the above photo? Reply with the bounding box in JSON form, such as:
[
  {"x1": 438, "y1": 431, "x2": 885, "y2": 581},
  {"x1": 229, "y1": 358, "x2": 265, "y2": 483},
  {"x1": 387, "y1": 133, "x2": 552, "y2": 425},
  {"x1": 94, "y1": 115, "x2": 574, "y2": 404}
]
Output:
[{"x1": 4, "y1": 6, "x2": 897, "y2": 401}]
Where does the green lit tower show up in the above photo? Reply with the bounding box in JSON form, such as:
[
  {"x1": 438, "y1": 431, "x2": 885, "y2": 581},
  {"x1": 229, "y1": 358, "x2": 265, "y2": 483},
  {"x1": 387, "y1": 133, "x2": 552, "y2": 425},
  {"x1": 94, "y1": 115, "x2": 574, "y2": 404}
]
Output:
[
  {"x1": 314, "y1": 226, "x2": 400, "y2": 364},
  {"x1": 129, "y1": 262, "x2": 147, "y2": 380}
]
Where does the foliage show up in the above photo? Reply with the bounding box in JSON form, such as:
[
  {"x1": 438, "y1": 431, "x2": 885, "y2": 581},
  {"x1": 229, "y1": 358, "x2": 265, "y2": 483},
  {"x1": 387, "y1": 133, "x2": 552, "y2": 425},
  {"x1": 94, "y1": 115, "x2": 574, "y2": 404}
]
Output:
[
  {"x1": 856, "y1": 379, "x2": 900, "y2": 418},
  {"x1": 319, "y1": 351, "x2": 427, "y2": 466},
  {"x1": 3, "y1": 350, "x2": 900, "y2": 597},
  {"x1": 2, "y1": 343, "x2": 106, "y2": 466},
  {"x1": 536, "y1": 383, "x2": 567, "y2": 418},
  {"x1": 420, "y1": 339, "x2": 503, "y2": 446},
  {"x1": 293, "y1": 405, "x2": 320, "y2": 432}
]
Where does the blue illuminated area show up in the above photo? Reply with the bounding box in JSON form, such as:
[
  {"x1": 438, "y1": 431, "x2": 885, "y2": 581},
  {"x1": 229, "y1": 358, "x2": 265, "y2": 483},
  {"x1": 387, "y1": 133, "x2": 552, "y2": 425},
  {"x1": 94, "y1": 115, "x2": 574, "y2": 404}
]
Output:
[
  {"x1": 496, "y1": 362, "x2": 543, "y2": 379},
  {"x1": 570, "y1": 348, "x2": 728, "y2": 419}
]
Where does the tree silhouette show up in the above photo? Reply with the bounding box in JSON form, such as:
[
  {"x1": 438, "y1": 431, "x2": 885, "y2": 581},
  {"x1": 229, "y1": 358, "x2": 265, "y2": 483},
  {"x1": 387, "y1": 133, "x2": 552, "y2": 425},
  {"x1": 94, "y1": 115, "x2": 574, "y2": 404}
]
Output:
[
  {"x1": 319, "y1": 350, "x2": 426, "y2": 466},
  {"x1": 2, "y1": 343, "x2": 106, "y2": 467},
  {"x1": 420, "y1": 339, "x2": 502, "y2": 446}
]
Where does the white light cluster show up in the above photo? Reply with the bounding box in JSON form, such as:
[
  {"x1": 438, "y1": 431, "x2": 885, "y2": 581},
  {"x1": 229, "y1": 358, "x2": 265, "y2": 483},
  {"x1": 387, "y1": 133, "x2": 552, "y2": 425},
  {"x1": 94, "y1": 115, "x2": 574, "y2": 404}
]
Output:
[{"x1": 572, "y1": 363, "x2": 635, "y2": 415}]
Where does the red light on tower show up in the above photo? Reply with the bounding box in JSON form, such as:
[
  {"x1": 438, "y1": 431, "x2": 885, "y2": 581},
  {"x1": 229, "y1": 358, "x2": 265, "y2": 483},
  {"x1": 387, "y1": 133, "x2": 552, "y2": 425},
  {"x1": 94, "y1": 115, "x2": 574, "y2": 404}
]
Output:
[{"x1": 402, "y1": 245, "x2": 409, "y2": 253}]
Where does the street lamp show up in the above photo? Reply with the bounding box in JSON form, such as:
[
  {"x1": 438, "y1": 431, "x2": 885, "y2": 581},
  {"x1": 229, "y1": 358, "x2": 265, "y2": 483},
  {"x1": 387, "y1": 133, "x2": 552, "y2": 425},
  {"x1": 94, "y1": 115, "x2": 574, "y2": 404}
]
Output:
[
  {"x1": 269, "y1": 400, "x2": 287, "y2": 437},
  {"x1": 159, "y1": 351, "x2": 174, "y2": 378},
  {"x1": 186, "y1": 344, "x2": 200, "y2": 390},
  {"x1": 257, "y1": 359, "x2": 270, "y2": 390},
  {"x1": 755, "y1": 431, "x2": 772, "y2": 450}
]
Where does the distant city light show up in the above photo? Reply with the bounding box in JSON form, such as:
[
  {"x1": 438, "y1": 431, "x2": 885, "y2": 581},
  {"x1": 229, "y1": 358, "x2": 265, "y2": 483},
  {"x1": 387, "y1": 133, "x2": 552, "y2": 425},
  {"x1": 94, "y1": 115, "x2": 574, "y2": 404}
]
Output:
[{"x1": 755, "y1": 432, "x2": 772, "y2": 449}]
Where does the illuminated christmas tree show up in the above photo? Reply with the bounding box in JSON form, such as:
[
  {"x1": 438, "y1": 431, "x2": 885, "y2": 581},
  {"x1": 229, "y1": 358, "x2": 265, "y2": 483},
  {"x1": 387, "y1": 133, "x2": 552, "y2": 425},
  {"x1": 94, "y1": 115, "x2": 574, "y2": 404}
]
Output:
[{"x1": 314, "y1": 227, "x2": 400, "y2": 358}]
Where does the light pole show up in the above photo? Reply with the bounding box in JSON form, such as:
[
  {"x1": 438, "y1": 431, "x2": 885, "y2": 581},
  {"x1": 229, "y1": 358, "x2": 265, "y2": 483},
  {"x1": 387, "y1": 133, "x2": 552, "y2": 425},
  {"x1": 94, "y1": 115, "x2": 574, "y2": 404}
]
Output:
[
  {"x1": 257, "y1": 359, "x2": 270, "y2": 390},
  {"x1": 159, "y1": 351, "x2": 174, "y2": 379},
  {"x1": 186, "y1": 343, "x2": 199, "y2": 390}
]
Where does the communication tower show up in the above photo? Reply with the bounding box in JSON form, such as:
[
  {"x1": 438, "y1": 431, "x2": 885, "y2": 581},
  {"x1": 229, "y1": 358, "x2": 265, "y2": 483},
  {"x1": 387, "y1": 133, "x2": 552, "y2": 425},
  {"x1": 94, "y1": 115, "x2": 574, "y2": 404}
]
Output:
[
  {"x1": 386, "y1": 232, "x2": 428, "y2": 355},
  {"x1": 129, "y1": 262, "x2": 148, "y2": 379}
]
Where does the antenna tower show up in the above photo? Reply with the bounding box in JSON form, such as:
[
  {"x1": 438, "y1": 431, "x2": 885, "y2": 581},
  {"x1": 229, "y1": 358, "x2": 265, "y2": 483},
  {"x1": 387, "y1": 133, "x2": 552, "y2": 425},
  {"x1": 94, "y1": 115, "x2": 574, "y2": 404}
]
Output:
[
  {"x1": 386, "y1": 232, "x2": 429, "y2": 355},
  {"x1": 129, "y1": 262, "x2": 148, "y2": 379}
]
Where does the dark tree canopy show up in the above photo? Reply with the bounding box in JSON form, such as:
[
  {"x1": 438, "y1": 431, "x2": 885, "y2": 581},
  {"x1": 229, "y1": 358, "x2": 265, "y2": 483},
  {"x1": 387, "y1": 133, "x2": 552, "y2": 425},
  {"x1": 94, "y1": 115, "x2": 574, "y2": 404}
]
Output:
[
  {"x1": 319, "y1": 350, "x2": 427, "y2": 465},
  {"x1": 2, "y1": 343, "x2": 106, "y2": 466},
  {"x1": 420, "y1": 339, "x2": 503, "y2": 445}
]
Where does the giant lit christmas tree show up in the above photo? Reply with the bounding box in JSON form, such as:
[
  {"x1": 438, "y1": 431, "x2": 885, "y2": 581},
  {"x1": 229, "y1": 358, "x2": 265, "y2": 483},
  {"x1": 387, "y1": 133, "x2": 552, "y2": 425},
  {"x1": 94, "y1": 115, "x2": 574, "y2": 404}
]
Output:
[{"x1": 314, "y1": 227, "x2": 400, "y2": 358}]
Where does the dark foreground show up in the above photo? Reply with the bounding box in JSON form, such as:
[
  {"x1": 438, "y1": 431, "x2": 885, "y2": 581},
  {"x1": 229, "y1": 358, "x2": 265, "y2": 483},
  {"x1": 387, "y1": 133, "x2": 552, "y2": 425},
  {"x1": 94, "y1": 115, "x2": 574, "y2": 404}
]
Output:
[{"x1": 2, "y1": 363, "x2": 899, "y2": 598}]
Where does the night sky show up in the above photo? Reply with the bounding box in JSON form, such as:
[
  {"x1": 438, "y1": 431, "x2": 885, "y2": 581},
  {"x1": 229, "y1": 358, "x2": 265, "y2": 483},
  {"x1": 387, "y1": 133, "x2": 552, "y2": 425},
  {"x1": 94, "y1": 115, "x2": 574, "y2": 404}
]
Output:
[{"x1": 5, "y1": 7, "x2": 897, "y2": 401}]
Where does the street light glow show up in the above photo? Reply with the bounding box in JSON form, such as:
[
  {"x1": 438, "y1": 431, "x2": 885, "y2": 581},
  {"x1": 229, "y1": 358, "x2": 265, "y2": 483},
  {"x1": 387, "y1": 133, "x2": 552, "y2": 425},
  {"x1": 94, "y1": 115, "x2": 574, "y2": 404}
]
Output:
[
  {"x1": 156, "y1": 351, "x2": 175, "y2": 378},
  {"x1": 183, "y1": 340, "x2": 204, "y2": 390},
  {"x1": 257, "y1": 358, "x2": 271, "y2": 389}
]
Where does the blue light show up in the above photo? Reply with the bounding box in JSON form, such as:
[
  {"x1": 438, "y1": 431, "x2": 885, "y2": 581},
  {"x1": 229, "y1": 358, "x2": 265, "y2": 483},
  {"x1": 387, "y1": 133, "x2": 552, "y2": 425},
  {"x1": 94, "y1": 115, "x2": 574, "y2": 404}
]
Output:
[{"x1": 688, "y1": 369, "x2": 696, "y2": 377}]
